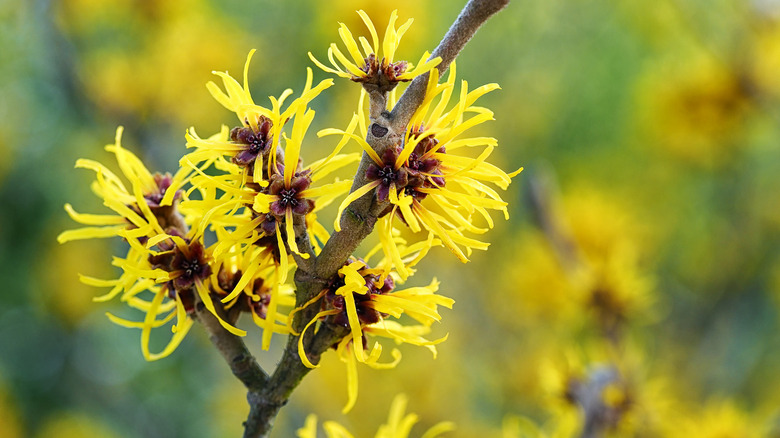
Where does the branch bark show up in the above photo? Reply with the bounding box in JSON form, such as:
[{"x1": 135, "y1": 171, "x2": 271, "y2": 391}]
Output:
[{"x1": 194, "y1": 301, "x2": 270, "y2": 392}]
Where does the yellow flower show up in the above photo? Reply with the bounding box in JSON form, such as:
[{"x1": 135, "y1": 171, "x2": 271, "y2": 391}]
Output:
[
  {"x1": 578, "y1": 243, "x2": 656, "y2": 336},
  {"x1": 326, "y1": 65, "x2": 521, "y2": 270},
  {"x1": 209, "y1": 239, "x2": 295, "y2": 350},
  {"x1": 175, "y1": 51, "x2": 365, "y2": 349},
  {"x1": 187, "y1": 49, "x2": 335, "y2": 183},
  {"x1": 182, "y1": 50, "x2": 358, "y2": 277},
  {"x1": 57, "y1": 127, "x2": 190, "y2": 246},
  {"x1": 310, "y1": 10, "x2": 440, "y2": 85},
  {"x1": 58, "y1": 127, "x2": 249, "y2": 360},
  {"x1": 500, "y1": 186, "x2": 655, "y2": 335},
  {"x1": 558, "y1": 188, "x2": 657, "y2": 332},
  {"x1": 297, "y1": 394, "x2": 455, "y2": 438},
  {"x1": 296, "y1": 244, "x2": 452, "y2": 413}
]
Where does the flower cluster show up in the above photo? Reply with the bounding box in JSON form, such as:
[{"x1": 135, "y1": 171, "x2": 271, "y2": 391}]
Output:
[
  {"x1": 327, "y1": 63, "x2": 522, "y2": 273},
  {"x1": 57, "y1": 128, "x2": 253, "y2": 360},
  {"x1": 59, "y1": 8, "x2": 518, "y2": 425},
  {"x1": 297, "y1": 238, "x2": 452, "y2": 412}
]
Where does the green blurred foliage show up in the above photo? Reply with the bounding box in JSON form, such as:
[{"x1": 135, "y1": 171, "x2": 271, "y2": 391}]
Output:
[{"x1": 1, "y1": 0, "x2": 780, "y2": 436}]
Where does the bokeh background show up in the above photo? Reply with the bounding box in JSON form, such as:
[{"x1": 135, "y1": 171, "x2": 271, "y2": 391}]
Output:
[{"x1": 2, "y1": 0, "x2": 780, "y2": 436}]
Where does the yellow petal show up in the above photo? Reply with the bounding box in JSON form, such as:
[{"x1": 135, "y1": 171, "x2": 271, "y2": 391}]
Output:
[
  {"x1": 338, "y1": 23, "x2": 365, "y2": 65},
  {"x1": 420, "y1": 422, "x2": 457, "y2": 438},
  {"x1": 275, "y1": 223, "x2": 289, "y2": 284},
  {"x1": 64, "y1": 204, "x2": 126, "y2": 226},
  {"x1": 338, "y1": 337, "x2": 360, "y2": 414},
  {"x1": 298, "y1": 309, "x2": 340, "y2": 368},
  {"x1": 140, "y1": 288, "x2": 167, "y2": 361},
  {"x1": 296, "y1": 415, "x2": 319, "y2": 438},
  {"x1": 357, "y1": 10, "x2": 379, "y2": 54},
  {"x1": 330, "y1": 44, "x2": 365, "y2": 77},
  {"x1": 382, "y1": 10, "x2": 399, "y2": 62},
  {"x1": 340, "y1": 292, "x2": 366, "y2": 363},
  {"x1": 261, "y1": 274, "x2": 281, "y2": 350},
  {"x1": 57, "y1": 225, "x2": 127, "y2": 243},
  {"x1": 333, "y1": 180, "x2": 380, "y2": 232},
  {"x1": 195, "y1": 281, "x2": 247, "y2": 337}
]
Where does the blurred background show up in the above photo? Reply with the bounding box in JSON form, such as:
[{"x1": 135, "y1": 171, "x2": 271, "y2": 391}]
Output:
[{"x1": 2, "y1": 0, "x2": 780, "y2": 436}]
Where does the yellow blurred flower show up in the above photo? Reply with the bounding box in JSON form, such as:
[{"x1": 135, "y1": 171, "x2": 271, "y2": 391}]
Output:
[
  {"x1": 668, "y1": 400, "x2": 766, "y2": 438},
  {"x1": 636, "y1": 52, "x2": 753, "y2": 167},
  {"x1": 577, "y1": 244, "x2": 656, "y2": 338},
  {"x1": 540, "y1": 343, "x2": 673, "y2": 438},
  {"x1": 297, "y1": 393, "x2": 455, "y2": 438},
  {"x1": 56, "y1": 0, "x2": 251, "y2": 127},
  {"x1": 34, "y1": 412, "x2": 120, "y2": 438},
  {"x1": 563, "y1": 188, "x2": 656, "y2": 332},
  {"x1": 0, "y1": 373, "x2": 23, "y2": 438},
  {"x1": 501, "y1": 187, "x2": 654, "y2": 334}
]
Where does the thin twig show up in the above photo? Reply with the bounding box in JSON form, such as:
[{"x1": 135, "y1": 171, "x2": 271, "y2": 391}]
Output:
[
  {"x1": 568, "y1": 366, "x2": 623, "y2": 438},
  {"x1": 193, "y1": 302, "x2": 270, "y2": 392},
  {"x1": 524, "y1": 168, "x2": 582, "y2": 274}
]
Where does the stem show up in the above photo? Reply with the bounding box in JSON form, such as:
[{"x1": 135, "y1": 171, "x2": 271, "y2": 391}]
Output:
[
  {"x1": 367, "y1": 89, "x2": 390, "y2": 121},
  {"x1": 194, "y1": 301, "x2": 269, "y2": 392},
  {"x1": 568, "y1": 366, "x2": 621, "y2": 438}
]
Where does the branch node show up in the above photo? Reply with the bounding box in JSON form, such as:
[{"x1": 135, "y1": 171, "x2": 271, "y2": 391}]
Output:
[{"x1": 370, "y1": 123, "x2": 389, "y2": 138}]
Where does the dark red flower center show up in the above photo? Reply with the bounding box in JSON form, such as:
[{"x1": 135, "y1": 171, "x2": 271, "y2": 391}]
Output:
[
  {"x1": 377, "y1": 166, "x2": 398, "y2": 186},
  {"x1": 180, "y1": 258, "x2": 202, "y2": 279},
  {"x1": 246, "y1": 134, "x2": 265, "y2": 154},
  {"x1": 321, "y1": 259, "x2": 394, "y2": 329},
  {"x1": 230, "y1": 116, "x2": 273, "y2": 168},
  {"x1": 278, "y1": 188, "x2": 299, "y2": 208}
]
